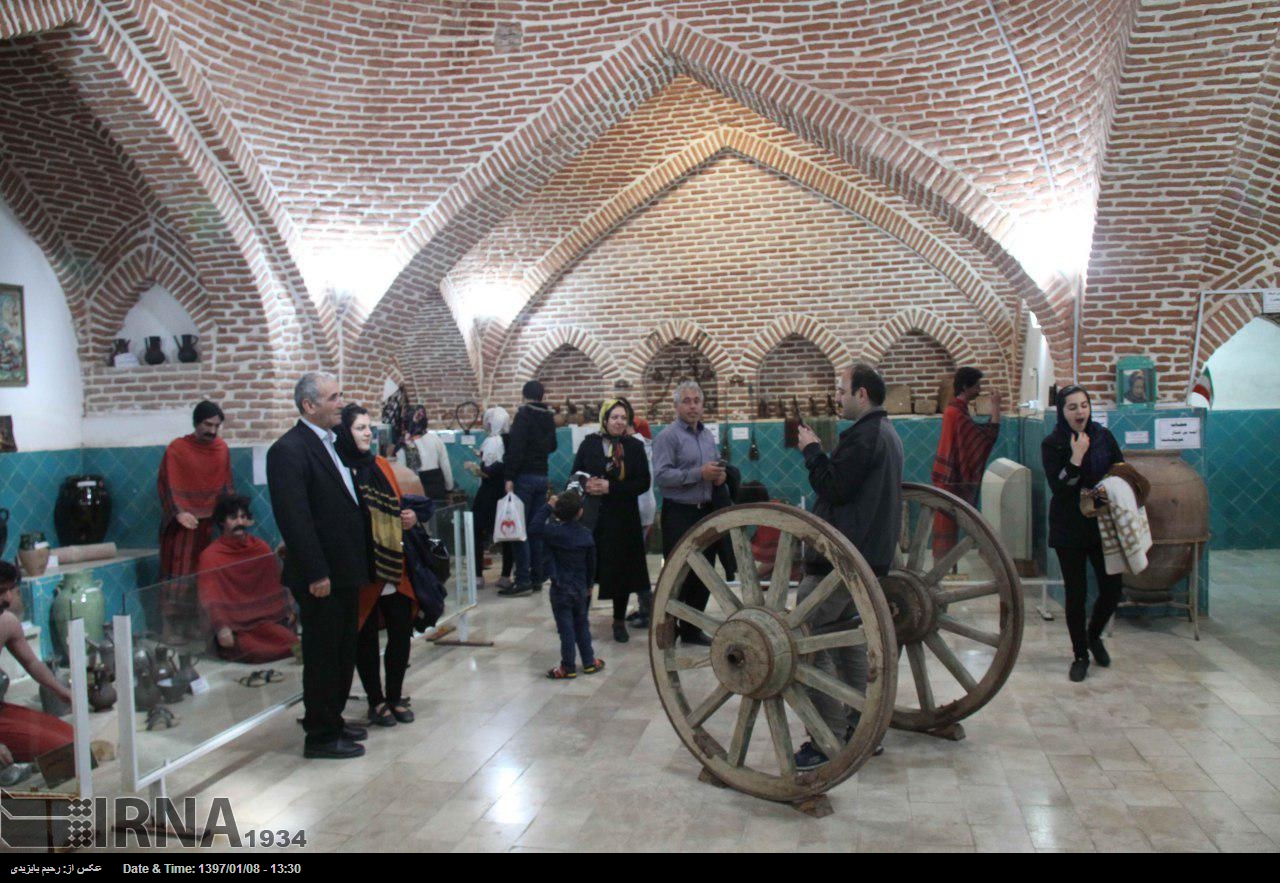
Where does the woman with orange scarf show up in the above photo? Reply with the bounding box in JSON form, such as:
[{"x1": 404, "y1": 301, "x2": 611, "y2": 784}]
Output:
[{"x1": 336, "y1": 404, "x2": 419, "y2": 727}]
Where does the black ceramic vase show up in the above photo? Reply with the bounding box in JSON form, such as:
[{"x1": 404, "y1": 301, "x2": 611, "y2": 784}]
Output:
[
  {"x1": 0, "y1": 507, "x2": 8, "y2": 558},
  {"x1": 143, "y1": 336, "x2": 166, "y2": 365},
  {"x1": 54, "y1": 475, "x2": 112, "y2": 545},
  {"x1": 175, "y1": 334, "x2": 198, "y2": 363}
]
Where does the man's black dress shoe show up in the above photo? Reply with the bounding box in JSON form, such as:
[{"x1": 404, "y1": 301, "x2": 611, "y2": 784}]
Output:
[
  {"x1": 304, "y1": 739, "x2": 365, "y2": 760},
  {"x1": 343, "y1": 724, "x2": 368, "y2": 742}
]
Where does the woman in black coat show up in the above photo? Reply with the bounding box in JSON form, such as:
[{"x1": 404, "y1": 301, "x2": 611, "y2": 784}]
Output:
[
  {"x1": 1041, "y1": 385, "x2": 1125, "y2": 682},
  {"x1": 572, "y1": 398, "x2": 652, "y2": 643},
  {"x1": 471, "y1": 407, "x2": 515, "y2": 589}
]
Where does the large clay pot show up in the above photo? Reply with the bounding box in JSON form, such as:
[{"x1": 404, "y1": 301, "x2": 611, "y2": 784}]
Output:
[
  {"x1": 50, "y1": 571, "x2": 106, "y2": 662},
  {"x1": 54, "y1": 475, "x2": 111, "y2": 545},
  {"x1": 0, "y1": 507, "x2": 8, "y2": 557},
  {"x1": 1121, "y1": 450, "x2": 1209, "y2": 600}
]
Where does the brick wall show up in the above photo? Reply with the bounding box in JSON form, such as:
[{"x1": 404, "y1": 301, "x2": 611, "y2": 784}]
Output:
[
  {"x1": 757, "y1": 336, "x2": 836, "y2": 416},
  {"x1": 878, "y1": 331, "x2": 957, "y2": 403}
]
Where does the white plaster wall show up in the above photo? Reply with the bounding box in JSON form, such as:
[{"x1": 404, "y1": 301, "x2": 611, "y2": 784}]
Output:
[
  {"x1": 1204, "y1": 317, "x2": 1280, "y2": 410},
  {"x1": 0, "y1": 201, "x2": 84, "y2": 451},
  {"x1": 1020, "y1": 311, "x2": 1053, "y2": 410},
  {"x1": 116, "y1": 283, "x2": 199, "y2": 365},
  {"x1": 82, "y1": 408, "x2": 196, "y2": 448}
]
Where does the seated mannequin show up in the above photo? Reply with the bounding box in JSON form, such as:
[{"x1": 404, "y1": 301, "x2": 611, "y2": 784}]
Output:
[
  {"x1": 0, "y1": 561, "x2": 74, "y2": 764},
  {"x1": 197, "y1": 495, "x2": 299, "y2": 663}
]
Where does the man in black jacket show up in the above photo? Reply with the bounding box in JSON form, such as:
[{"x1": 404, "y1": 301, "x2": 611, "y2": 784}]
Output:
[
  {"x1": 792, "y1": 363, "x2": 903, "y2": 769},
  {"x1": 500, "y1": 380, "x2": 558, "y2": 596},
  {"x1": 267, "y1": 372, "x2": 372, "y2": 759}
]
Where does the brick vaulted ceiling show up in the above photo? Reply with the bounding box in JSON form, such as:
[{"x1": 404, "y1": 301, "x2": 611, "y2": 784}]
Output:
[{"x1": 4, "y1": 1, "x2": 1280, "y2": 430}]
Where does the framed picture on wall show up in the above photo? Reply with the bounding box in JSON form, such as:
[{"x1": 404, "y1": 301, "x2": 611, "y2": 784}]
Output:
[
  {"x1": 1116, "y1": 355, "x2": 1155, "y2": 407},
  {"x1": 0, "y1": 283, "x2": 27, "y2": 387}
]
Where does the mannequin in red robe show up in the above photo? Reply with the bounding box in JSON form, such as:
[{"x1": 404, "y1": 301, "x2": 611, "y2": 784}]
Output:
[
  {"x1": 931, "y1": 369, "x2": 1003, "y2": 558},
  {"x1": 196, "y1": 496, "x2": 298, "y2": 663}
]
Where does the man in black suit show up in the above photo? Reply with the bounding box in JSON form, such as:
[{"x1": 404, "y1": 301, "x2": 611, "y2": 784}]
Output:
[{"x1": 268, "y1": 372, "x2": 372, "y2": 759}]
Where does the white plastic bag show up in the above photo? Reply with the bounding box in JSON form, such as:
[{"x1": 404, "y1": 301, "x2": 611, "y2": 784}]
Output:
[{"x1": 493, "y1": 492, "x2": 527, "y2": 542}]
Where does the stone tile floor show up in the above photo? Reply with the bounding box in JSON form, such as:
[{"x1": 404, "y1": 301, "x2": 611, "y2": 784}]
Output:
[{"x1": 86, "y1": 550, "x2": 1280, "y2": 853}]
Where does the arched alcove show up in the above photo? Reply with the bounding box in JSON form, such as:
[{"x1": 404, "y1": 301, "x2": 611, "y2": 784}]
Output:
[
  {"x1": 1202, "y1": 316, "x2": 1280, "y2": 409},
  {"x1": 536, "y1": 344, "x2": 608, "y2": 410},
  {"x1": 878, "y1": 330, "x2": 956, "y2": 403},
  {"x1": 643, "y1": 340, "x2": 718, "y2": 424},
  {"x1": 756, "y1": 335, "x2": 837, "y2": 416},
  {"x1": 114, "y1": 283, "x2": 200, "y2": 365}
]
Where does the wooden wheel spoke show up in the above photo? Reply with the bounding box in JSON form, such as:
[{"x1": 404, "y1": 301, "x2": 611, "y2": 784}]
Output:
[
  {"x1": 782, "y1": 685, "x2": 844, "y2": 759},
  {"x1": 933, "y1": 581, "x2": 1000, "y2": 605},
  {"x1": 763, "y1": 697, "x2": 796, "y2": 778},
  {"x1": 686, "y1": 554, "x2": 743, "y2": 616},
  {"x1": 729, "y1": 528, "x2": 764, "y2": 606},
  {"x1": 665, "y1": 599, "x2": 724, "y2": 636},
  {"x1": 923, "y1": 632, "x2": 978, "y2": 692},
  {"x1": 923, "y1": 535, "x2": 977, "y2": 585},
  {"x1": 727, "y1": 697, "x2": 761, "y2": 767},
  {"x1": 794, "y1": 627, "x2": 867, "y2": 656},
  {"x1": 785, "y1": 571, "x2": 843, "y2": 628},
  {"x1": 663, "y1": 649, "x2": 712, "y2": 672},
  {"x1": 793, "y1": 663, "x2": 865, "y2": 711},
  {"x1": 936, "y1": 614, "x2": 1001, "y2": 648},
  {"x1": 688, "y1": 684, "x2": 733, "y2": 728},
  {"x1": 905, "y1": 504, "x2": 935, "y2": 571},
  {"x1": 905, "y1": 642, "x2": 935, "y2": 712},
  {"x1": 766, "y1": 531, "x2": 796, "y2": 611}
]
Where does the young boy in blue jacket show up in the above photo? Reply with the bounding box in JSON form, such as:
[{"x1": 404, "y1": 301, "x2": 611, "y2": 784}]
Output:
[{"x1": 542, "y1": 490, "x2": 604, "y2": 679}]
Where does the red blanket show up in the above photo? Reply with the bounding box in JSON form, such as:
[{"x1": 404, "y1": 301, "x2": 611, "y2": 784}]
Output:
[
  {"x1": 197, "y1": 534, "x2": 293, "y2": 635},
  {"x1": 931, "y1": 398, "x2": 999, "y2": 557}
]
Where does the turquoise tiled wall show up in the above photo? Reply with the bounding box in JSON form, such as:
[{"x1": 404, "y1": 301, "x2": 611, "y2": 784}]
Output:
[
  {"x1": 0, "y1": 444, "x2": 275, "y2": 559},
  {"x1": 1204, "y1": 409, "x2": 1280, "y2": 549}
]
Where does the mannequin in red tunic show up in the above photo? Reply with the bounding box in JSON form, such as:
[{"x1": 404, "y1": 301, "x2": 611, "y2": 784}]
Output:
[
  {"x1": 0, "y1": 563, "x2": 74, "y2": 764},
  {"x1": 931, "y1": 368, "x2": 1003, "y2": 558},
  {"x1": 196, "y1": 495, "x2": 298, "y2": 663},
  {"x1": 158, "y1": 401, "x2": 234, "y2": 642}
]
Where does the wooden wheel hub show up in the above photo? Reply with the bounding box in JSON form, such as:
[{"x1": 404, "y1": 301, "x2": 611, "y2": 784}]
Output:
[
  {"x1": 710, "y1": 608, "x2": 795, "y2": 699},
  {"x1": 879, "y1": 569, "x2": 937, "y2": 645}
]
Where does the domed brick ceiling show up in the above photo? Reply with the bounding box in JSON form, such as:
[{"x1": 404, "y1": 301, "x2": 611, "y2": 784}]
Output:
[{"x1": 4, "y1": 1, "x2": 1280, "y2": 433}]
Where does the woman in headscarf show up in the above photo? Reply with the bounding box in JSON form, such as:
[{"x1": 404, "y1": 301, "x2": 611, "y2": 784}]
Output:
[
  {"x1": 571, "y1": 398, "x2": 652, "y2": 642},
  {"x1": 336, "y1": 404, "x2": 419, "y2": 727},
  {"x1": 1041, "y1": 386, "x2": 1125, "y2": 682},
  {"x1": 470, "y1": 406, "x2": 515, "y2": 589}
]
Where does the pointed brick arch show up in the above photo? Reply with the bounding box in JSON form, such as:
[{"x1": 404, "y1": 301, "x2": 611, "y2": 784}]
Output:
[
  {"x1": 626, "y1": 319, "x2": 736, "y2": 382},
  {"x1": 861, "y1": 308, "x2": 976, "y2": 371},
  {"x1": 516, "y1": 326, "x2": 622, "y2": 386},
  {"x1": 372, "y1": 16, "x2": 1065, "y2": 397},
  {"x1": 740, "y1": 314, "x2": 852, "y2": 380}
]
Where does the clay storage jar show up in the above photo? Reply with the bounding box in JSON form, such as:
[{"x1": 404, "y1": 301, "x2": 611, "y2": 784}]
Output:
[
  {"x1": 1121, "y1": 450, "x2": 1209, "y2": 602},
  {"x1": 54, "y1": 475, "x2": 112, "y2": 545}
]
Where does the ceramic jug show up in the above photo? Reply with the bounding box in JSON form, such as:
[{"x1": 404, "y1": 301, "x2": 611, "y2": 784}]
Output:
[
  {"x1": 50, "y1": 571, "x2": 106, "y2": 663},
  {"x1": 143, "y1": 336, "x2": 166, "y2": 365},
  {"x1": 88, "y1": 666, "x2": 116, "y2": 712},
  {"x1": 174, "y1": 334, "x2": 198, "y2": 363}
]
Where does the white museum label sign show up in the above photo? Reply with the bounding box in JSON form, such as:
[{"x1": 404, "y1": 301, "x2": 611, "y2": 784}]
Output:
[{"x1": 1155, "y1": 417, "x2": 1202, "y2": 450}]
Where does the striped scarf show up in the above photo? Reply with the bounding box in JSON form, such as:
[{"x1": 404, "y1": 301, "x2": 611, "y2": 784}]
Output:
[{"x1": 335, "y1": 428, "x2": 403, "y2": 585}]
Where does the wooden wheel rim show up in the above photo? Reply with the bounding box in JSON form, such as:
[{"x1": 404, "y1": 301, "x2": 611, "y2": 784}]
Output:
[
  {"x1": 649, "y1": 502, "x2": 897, "y2": 803},
  {"x1": 888, "y1": 482, "x2": 1023, "y2": 731}
]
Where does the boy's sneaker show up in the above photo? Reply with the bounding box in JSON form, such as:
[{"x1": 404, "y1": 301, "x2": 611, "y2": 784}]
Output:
[
  {"x1": 793, "y1": 741, "x2": 829, "y2": 770},
  {"x1": 499, "y1": 583, "x2": 533, "y2": 597},
  {"x1": 546, "y1": 666, "x2": 577, "y2": 679},
  {"x1": 583, "y1": 658, "x2": 605, "y2": 674}
]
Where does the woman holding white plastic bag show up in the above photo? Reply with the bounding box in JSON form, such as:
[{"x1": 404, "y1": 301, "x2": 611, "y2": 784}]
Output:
[{"x1": 468, "y1": 407, "x2": 515, "y2": 589}]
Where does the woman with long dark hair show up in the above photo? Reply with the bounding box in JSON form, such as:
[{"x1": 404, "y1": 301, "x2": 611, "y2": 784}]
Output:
[
  {"x1": 571, "y1": 398, "x2": 652, "y2": 642},
  {"x1": 1041, "y1": 386, "x2": 1125, "y2": 682},
  {"x1": 336, "y1": 404, "x2": 418, "y2": 726}
]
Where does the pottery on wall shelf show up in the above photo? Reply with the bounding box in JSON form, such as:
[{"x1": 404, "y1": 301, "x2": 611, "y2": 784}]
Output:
[
  {"x1": 143, "y1": 336, "x2": 166, "y2": 365},
  {"x1": 54, "y1": 475, "x2": 111, "y2": 546},
  {"x1": 175, "y1": 334, "x2": 198, "y2": 363}
]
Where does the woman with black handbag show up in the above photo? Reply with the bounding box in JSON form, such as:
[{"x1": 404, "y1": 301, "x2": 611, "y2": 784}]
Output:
[
  {"x1": 336, "y1": 404, "x2": 419, "y2": 727},
  {"x1": 571, "y1": 398, "x2": 652, "y2": 643}
]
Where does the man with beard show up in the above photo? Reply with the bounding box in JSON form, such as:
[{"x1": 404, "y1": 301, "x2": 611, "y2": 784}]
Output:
[
  {"x1": 267, "y1": 373, "x2": 371, "y2": 759},
  {"x1": 197, "y1": 495, "x2": 298, "y2": 663},
  {"x1": 157, "y1": 400, "x2": 234, "y2": 642},
  {"x1": 0, "y1": 562, "x2": 74, "y2": 764}
]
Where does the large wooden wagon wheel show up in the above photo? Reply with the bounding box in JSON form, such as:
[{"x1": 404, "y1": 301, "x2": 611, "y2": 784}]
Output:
[
  {"x1": 884, "y1": 483, "x2": 1023, "y2": 738},
  {"x1": 650, "y1": 503, "x2": 898, "y2": 809}
]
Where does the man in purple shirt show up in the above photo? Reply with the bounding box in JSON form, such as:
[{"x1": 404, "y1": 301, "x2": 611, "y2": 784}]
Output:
[{"x1": 652, "y1": 381, "x2": 730, "y2": 646}]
